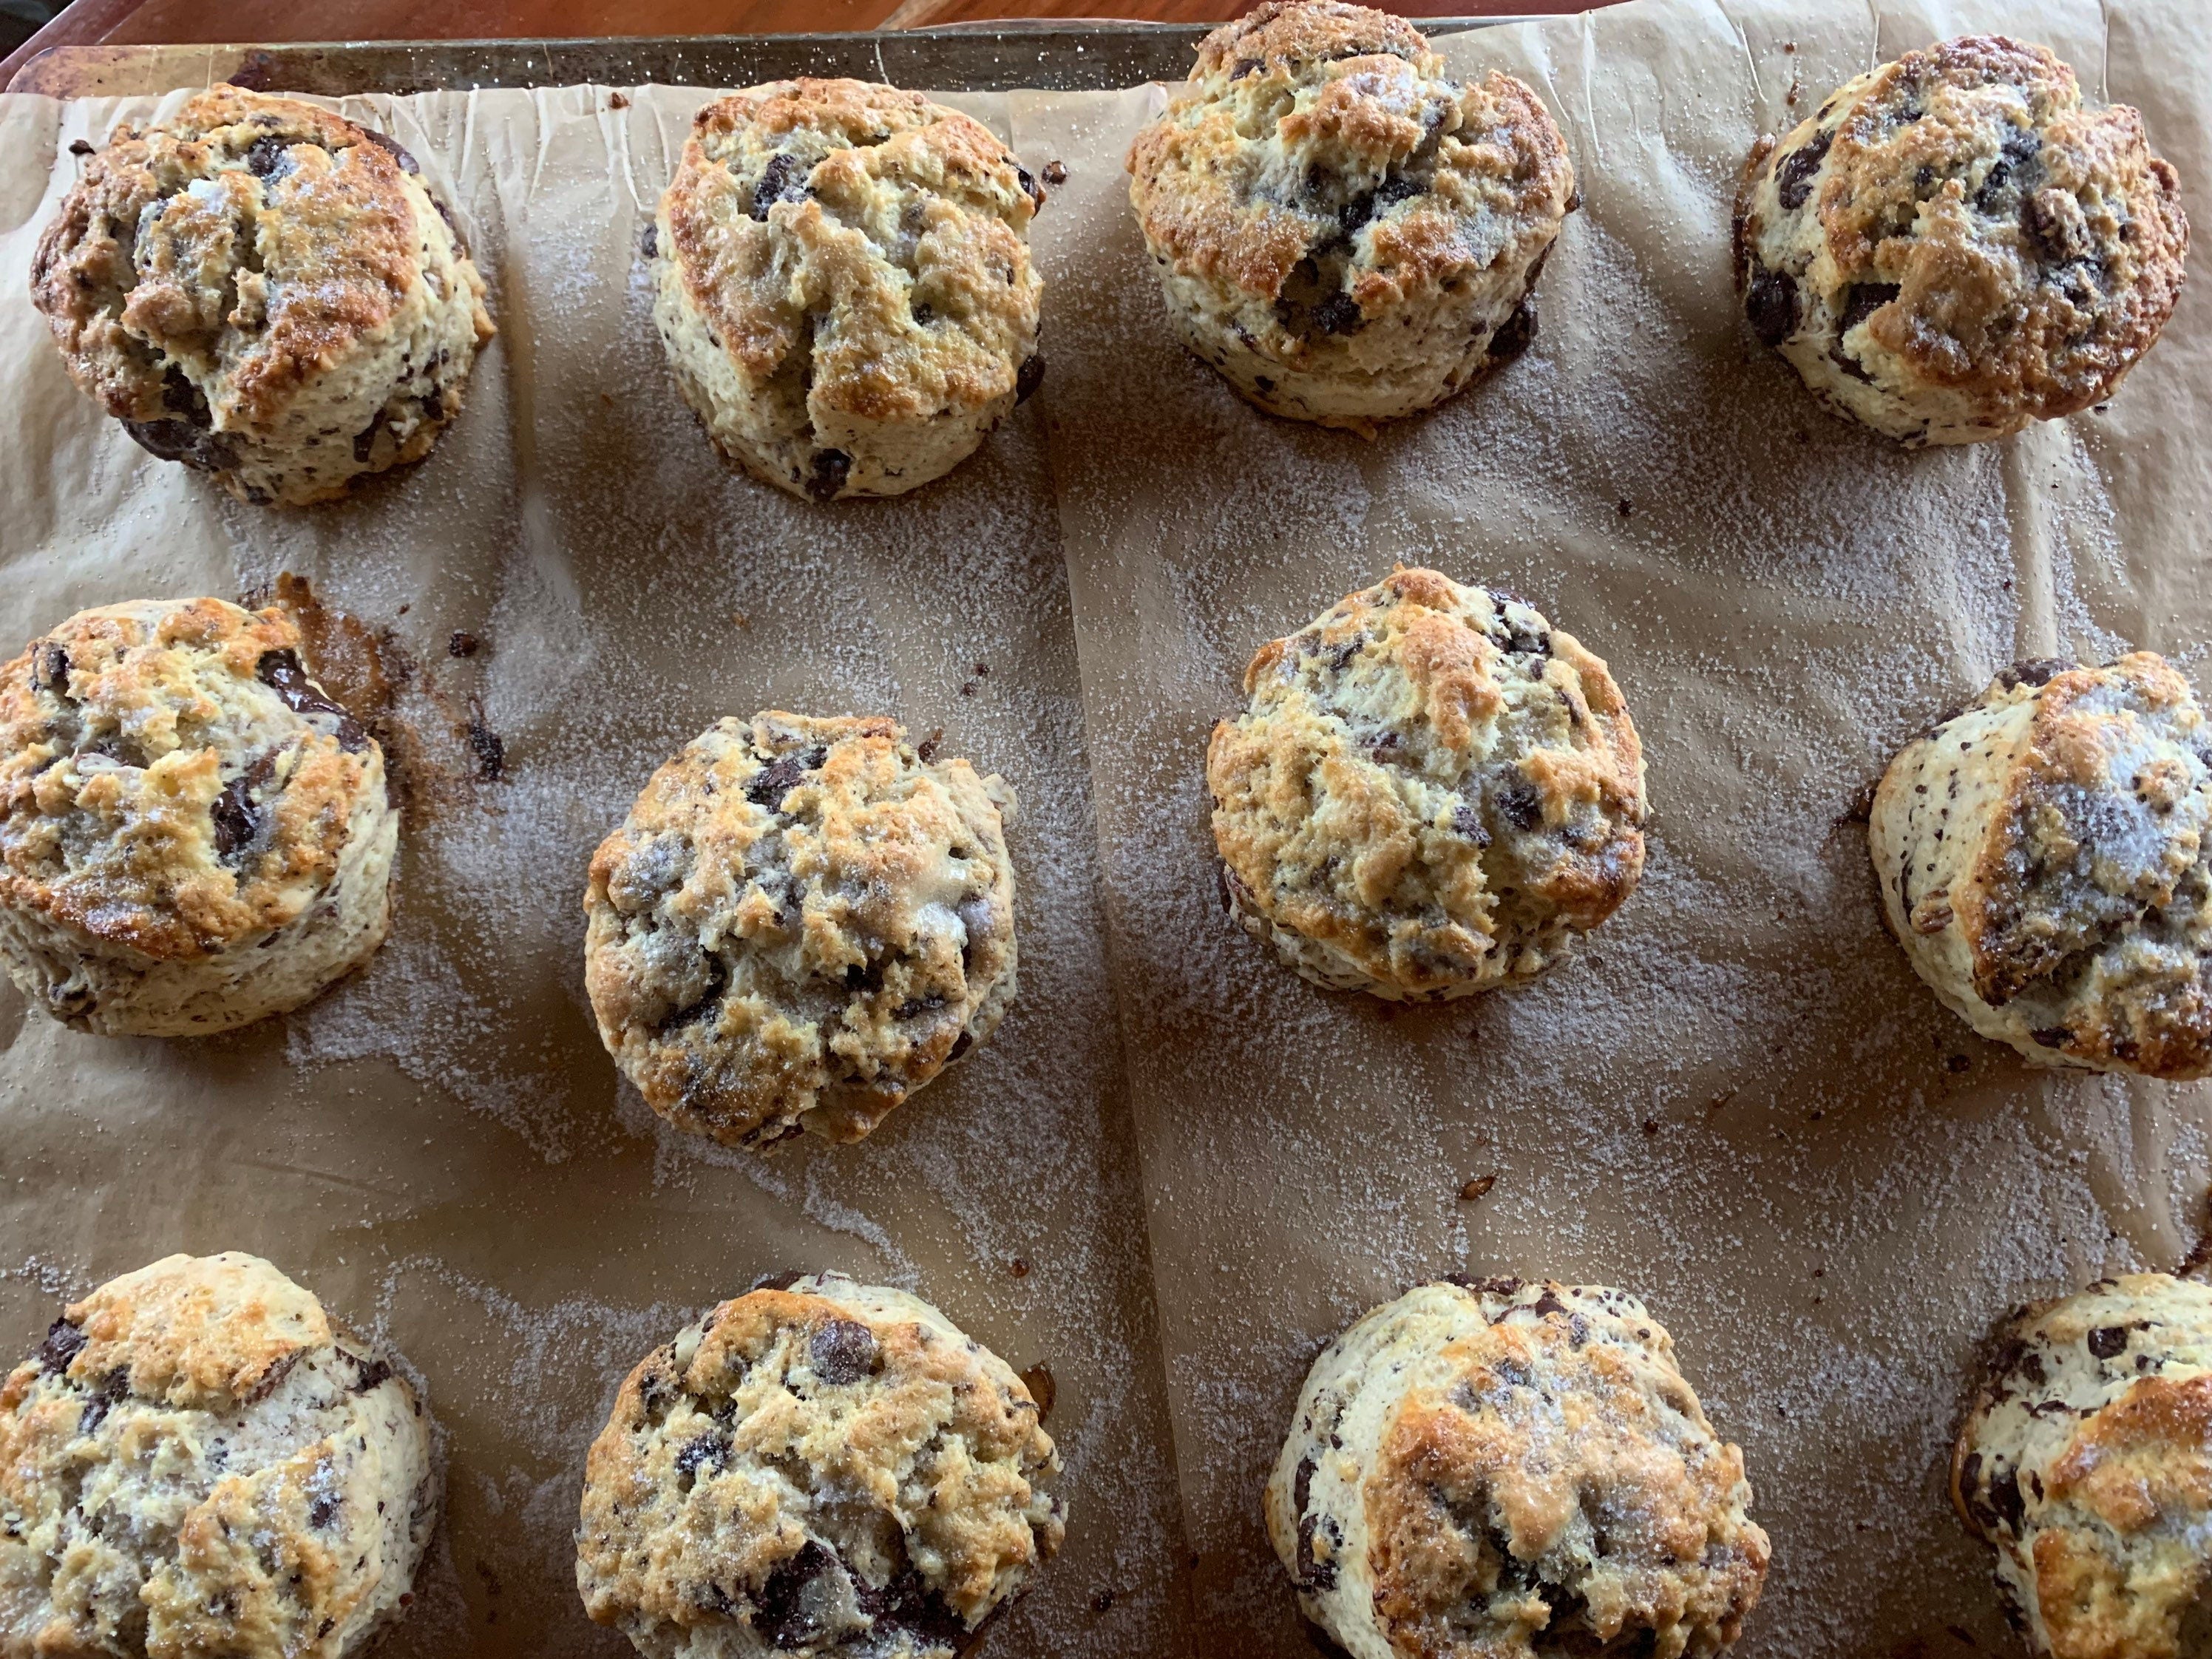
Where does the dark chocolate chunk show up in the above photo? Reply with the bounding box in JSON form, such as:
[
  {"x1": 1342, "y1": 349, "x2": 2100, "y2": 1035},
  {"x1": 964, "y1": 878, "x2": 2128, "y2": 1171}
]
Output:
[
  {"x1": 1486, "y1": 293, "x2": 1537, "y2": 362},
  {"x1": 347, "y1": 1355, "x2": 393, "y2": 1394},
  {"x1": 448, "y1": 631, "x2": 479, "y2": 658},
  {"x1": 1451, "y1": 804, "x2": 1491, "y2": 847},
  {"x1": 856, "y1": 1567, "x2": 969, "y2": 1648},
  {"x1": 1017, "y1": 166, "x2": 1043, "y2": 211},
  {"x1": 747, "y1": 754, "x2": 810, "y2": 809},
  {"x1": 751, "y1": 1271, "x2": 806, "y2": 1292},
  {"x1": 674, "y1": 1433, "x2": 727, "y2": 1482},
  {"x1": 30, "y1": 642, "x2": 69, "y2": 697},
  {"x1": 1987, "y1": 1463, "x2": 2026, "y2": 1534},
  {"x1": 1291, "y1": 1456, "x2": 1337, "y2": 1590},
  {"x1": 1745, "y1": 265, "x2": 1800, "y2": 347},
  {"x1": 806, "y1": 449, "x2": 851, "y2": 502},
  {"x1": 1231, "y1": 57, "x2": 1265, "y2": 78},
  {"x1": 35, "y1": 1318, "x2": 84, "y2": 1374},
  {"x1": 245, "y1": 134, "x2": 292, "y2": 180},
  {"x1": 1020, "y1": 1363, "x2": 1056, "y2": 1421},
  {"x1": 841, "y1": 959, "x2": 885, "y2": 996},
  {"x1": 809, "y1": 1319, "x2": 880, "y2": 1385},
  {"x1": 2087, "y1": 1325, "x2": 2130, "y2": 1360},
  {"x1": 1774, "y1": 126, "x2": 1833, "y2": 211},
  {"x1": 211, "y1": 756, "x2": 271, "y2": 864},
  {"x1": 1974, "y1": 128, "x2": 2040, "y2": 216},
  {"x1": 752, "y1": 1541, "x2": 837, "y2": 1647},
  {"x1": 418, "y1": 387, "x2": 444, "y2": 424},
  {"x1": 639, "y1": 223, "x2": 658, "y2": 259},
  {"x1": 948, "y1": 1030, "x2": 974, "y2": 1062},
  {"x1": 308, "y1": 1491, "x2": 341, "y2": 1528},
  {"x1": 1496, "y1": 779, "x2": 1544, "y2": 832},
  {"x1": 1312, "y1": 294, "x2": 1363, "y2": 336},
  {"x1": 1041, "y1": 160, "x2": 1068, "y2": 187},
  {"x1": 1016, "y1": 353, "x2": 1046, "y2": 404},
  {"x1": 358, "y1": 127, "x2": 421, "y2": 174},
  {"x1": 256, "y1": 650, "x2": 369, "y2": 752},
  {"x1": 1997, "y1": 658, "x2": 2074, "y2": 691},
  {"x1": 1839, "y1": 282, "x2": 1899, "y2": 336},
  {"x1": 122, "y1": 418, "x2": 238, "y2": 475},
  {"x1": 2030, "y1": 1026, "x2": 2072, "y2": 1049},
  {"x1": 69, "y1": 139, "x2": 94, "y2": 157},
  {"x1": 353, "y1": 410, "x2": 387, "y2": 465},
  {"x1": 751, "y1": 154, "x2": 808, "y2": 221}
]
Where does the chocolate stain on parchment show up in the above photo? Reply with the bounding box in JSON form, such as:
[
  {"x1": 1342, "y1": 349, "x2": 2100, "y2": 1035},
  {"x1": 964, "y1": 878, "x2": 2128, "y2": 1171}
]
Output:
[{"x1": 245, "y1": 572, "x2": 505, "y2": 825}]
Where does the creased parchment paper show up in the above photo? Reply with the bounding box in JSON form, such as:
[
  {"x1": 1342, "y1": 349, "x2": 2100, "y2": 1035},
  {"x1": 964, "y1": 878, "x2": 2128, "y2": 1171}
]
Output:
[
  {"x1": 2, "y1": 0, "x2": 2210, "y2": 1651},
  {"x1": 0, "y1": 84, "x2": 1183, "y2": 1658}
]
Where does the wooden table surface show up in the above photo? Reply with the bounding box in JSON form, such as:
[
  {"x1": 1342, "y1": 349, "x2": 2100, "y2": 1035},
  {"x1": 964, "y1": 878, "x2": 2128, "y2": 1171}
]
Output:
[{"x1": 3, "y1": 0, "x2": 1595, "y2": 89}]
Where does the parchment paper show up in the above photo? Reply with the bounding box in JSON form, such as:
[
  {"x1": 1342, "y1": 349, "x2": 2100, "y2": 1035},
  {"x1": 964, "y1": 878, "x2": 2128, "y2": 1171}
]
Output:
[
  {"x1": 2, "y1": 0, "x2": 2209, "y2": 1650},
  {"x1": 1011, "y1": 0, "x2": 2212, "y2": 1653}
]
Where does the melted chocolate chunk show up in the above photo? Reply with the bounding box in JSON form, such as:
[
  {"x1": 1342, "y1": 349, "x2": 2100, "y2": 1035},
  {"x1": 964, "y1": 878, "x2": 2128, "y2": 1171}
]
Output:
[
  {"x1": 36, "y1": 1318, "x2": 84, "y2": 1374},
  {"x1": 1486, "y1": 292, "x2": 1537, "y2": 362},
  {"x1": 1997, "y1": 658, "x2": 2074, "y2": 691},
  {"x1": 1017, "y1": 166, "x2": 1044, "y2": 211},
  {"x1": 753, "y1": 1541, "x2": 838, "y2": 1647},
  {"x1": 751, "y1": 154, "x2": 809, "y2": 221},
  {"x1": 30, "y1": 642, "x2": 68, "y2": 697},
  {"x1": 948, "y1": 1030, "x2": 974, "y2": 1062},
  {"x1": 245, "y1": 135, "x2": 291, "y2": 180},
  {"x1": 1774, "y1": 127, "x2": 1833, "y2": 211},
  {"x1": 747, "y1": 753, "x2": 810, "y2": 808},
  {"x1": 807, "y1": 449, "x2": 852, "y2": 502},
  {"x1": 1745, "y1": 266, "x2": 1799, "y2": 348},
  {"x1": 123, "y1": 418, "x2": 238, "y2": 475},
  {"x1": 358, "y1": 126, "x2": 421, "y2": 175},
  {"x1": 2087, "y1": 1325, "x2": 2131, "y2": 1360},
  {"x1": 1016, "y1": 353, "x2": 1046, "y2": 404},
  {"x1": 857, "y1": 1567, "x2": 969, "y2": 1649},
  {"x1": 1986, "y1": 1463, "x2": 2026, "y2": 1535},
  {"x1": 809, "y1": 1318, "x2": 881, "y2": 1385},
  {"x1": 256, "y1": 650, "x2": 369, "y2": 752},
  {"x1": 211, "y1": 755, "x2": 274, "y2": 865}
]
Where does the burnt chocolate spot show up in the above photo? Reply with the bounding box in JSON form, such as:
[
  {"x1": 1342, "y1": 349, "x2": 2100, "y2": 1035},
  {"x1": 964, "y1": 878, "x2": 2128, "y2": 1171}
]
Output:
[
  {"x1": 30, "y1": 642, "x2": 69, "y2": 697},
  {"x1": 1496, "y1": 779, "x2": 1544, "y2": 832},
  {"x1": 1745, "y1": 266, "x2": 1800, "y2": 347},
  {"x1": 809, "y1": 1319, "x2": 880, "y2": 1385},
  {"x1": 1486, "y1": 292, "x2": 1537, "y2": 362},
  {"x1": 36, "y1": 1319, "x2": 84, "y2": 1374},
  {"x1": 1016, "y1": 353, "x2": 1046, "y2": 404},
  {"x1": 358, "y1": 128, "x2": 421, "y2": 174},
  {"x1": 1998, "y1": 658, "x2": 2074, "y2": 691},
  {"x1": 751, "y1": 154, "x2": 808, "y2": 221},
  {"x1": 245, "y1": 135, "x2": 291, "y2": 180},
  {"x1": 256, "y1": 650, "x2": 368, "y2": 752},
  {"x1": 806, "y1": 449, "x2": 851, "y2": 502},
  {"x1": 1774, "y1": 127, "x2": 1833, "y2": 210},
  {"x1": 2087, "y1": 1325, "x2": 2131, "y2": 1360}
]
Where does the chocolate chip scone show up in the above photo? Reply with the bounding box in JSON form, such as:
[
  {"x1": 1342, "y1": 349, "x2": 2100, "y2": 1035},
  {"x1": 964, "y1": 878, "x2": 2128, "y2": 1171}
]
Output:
[
  {"x1": 30, "y1": 86, "x2": 495, "y2": 505},
  {"x1": 0, "y1": 1252, "x2": 437, "y2": 1659},
  {"x1": 0, "y1": 598, "x2": 396, "y2": 1037},
  {"x1": 1207, "y1": 567, "x2": 1645, "y2": 1000},
  {"x1": 577, "y1": 1272, "x2": 1062, "y2": 1659},
  {"x1": 1269, "y1": 1278, "x2": 1768, "y2": 1658},
  {"x1": 584, "y1": 714, "x2": 1017, "y2": 1148},
  {"x1": 1870, "y1": 654, "x2": 2212, "y2": 1079},
  {"x1": 1955, "y1": 1273, "x2": 2212, "y2": 1659},
  {"x1": 1734, "y1": 35, "x2": 2188, "y2": 445},
  {"x1": 653, "y1": 80, "x2": 1045, "y2": 501},
  {"x1": 1124, "y1": 1, "x2": 1576, "y2": 434}
]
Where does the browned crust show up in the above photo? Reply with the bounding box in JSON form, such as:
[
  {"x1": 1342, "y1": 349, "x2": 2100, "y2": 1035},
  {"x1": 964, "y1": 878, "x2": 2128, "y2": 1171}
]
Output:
[
  {"x1": 0, "y1": 600, "x2": 380, "y2": 960},
  {"x1": 1190, "y1": 0, "x2": 1431, "y2": 79}
]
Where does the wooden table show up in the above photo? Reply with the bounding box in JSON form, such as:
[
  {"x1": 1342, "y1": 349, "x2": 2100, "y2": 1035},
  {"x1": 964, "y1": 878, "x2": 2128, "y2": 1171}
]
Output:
[{"x1": 3, "y1": 0, "x2": 1592, "y2": 91}]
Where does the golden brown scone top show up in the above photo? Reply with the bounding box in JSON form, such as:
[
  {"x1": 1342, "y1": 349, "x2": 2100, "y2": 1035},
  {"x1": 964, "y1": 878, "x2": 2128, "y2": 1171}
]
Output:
[
  {"x1": 30, "y1": 86, "x2": 492, "y2": 437},
  {"x1": 1955, "y1": 1274, "x2": 2212, "y2": 1659},
  {"x1": 1737, "y1": 35, "x2": 2188, "y2": 427},
  {"x1": 660, "y1": 78, "x2": 1043, "y2": 428},
  {"x1": 0, "y1": 598, "x2": 385, "y2": 961},
  {"x1": 1128, "y1": 3, "x2": 1575, "y2": 321},
  {"x1": 1208, "y1": 567, "x2": 1645, "y2": 997},
  {"x1": 576, "y1": 1274, "x2": 1060, "y2": 1657}
]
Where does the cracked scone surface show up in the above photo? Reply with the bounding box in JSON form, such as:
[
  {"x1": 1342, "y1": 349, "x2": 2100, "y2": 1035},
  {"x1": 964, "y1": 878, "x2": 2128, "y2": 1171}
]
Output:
[
  {"x1": 1207, "y1": 567, "x2": 1645, "y2": 1000},
  {"x1": 1734, "y1": 35, "x2": 2188, "y2": 445},
  {"x1": 577, "y1": 1272, "x2": 1062, "y2": 1659},
  {"x1": 0, "y1": 1252, "x2": 436, "y2": 1659},
  {"x1": 653, "y1": 79, "x2": 1045, "y2": 501},
  {"x1": 1870, "y1": 654, "x2": 2212, "y2": 1079},
  {"x1": 584, "y1": 714, "x2": 1017, "y2": 1147},
  {"x1": 1955, "y1": 1274, "x2": 2212, "y2": 1659},
  {"x1": 0, "y1": 597, "x2": 396, "y2": 1037},
  {"x1": 1124, "y1": 0, "x2": 1576, "y2": 432},
  {"x1": 30, "y1": 84, "x2": 495, "y2": 505},
  {"x1": 1268, "y1": 1279, "x2": 1768, "y2": 1659}
]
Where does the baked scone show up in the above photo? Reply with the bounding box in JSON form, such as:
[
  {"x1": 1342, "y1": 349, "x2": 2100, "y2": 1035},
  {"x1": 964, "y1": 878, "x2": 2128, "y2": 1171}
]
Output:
[
  {"x1": 0, "y1": 1252, "x2": 437, "y2": 1659},
  {"x1": 0, "y1": 598, "x2": 397, "y2": 1037},
  {"x1": 1124, "y1": 1, "x2": 1577, "y2": 433},
  {"x1": 1733, "y1": 35, "x2": 2188, "y2": 445},
  {"x1": 30, "y1": 85, "x2": 495, "y2": 506},
  {"x1": 1207, "y1": 567, "x2": 1645, "y2": 1000},
  {"x1": 1870, "y1": 654, "x2": 2212, "y2": 1079},
  {"x1": 1269, "y1": 1278, "x2": 1768, "y2": 1658},
  {"x1": 577, "y1": 1271, "x2": 1062, "y2": 1658},
  {"x1": 652, "y1": 79, "x2": 1045, "y2": 501},
  {"x1": 584, "y1": 713, "x2": 1017, "y2": 1148},
  {"x1": 1955, "y1": 1273, "x2": 2212, "y2": 1659}
]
